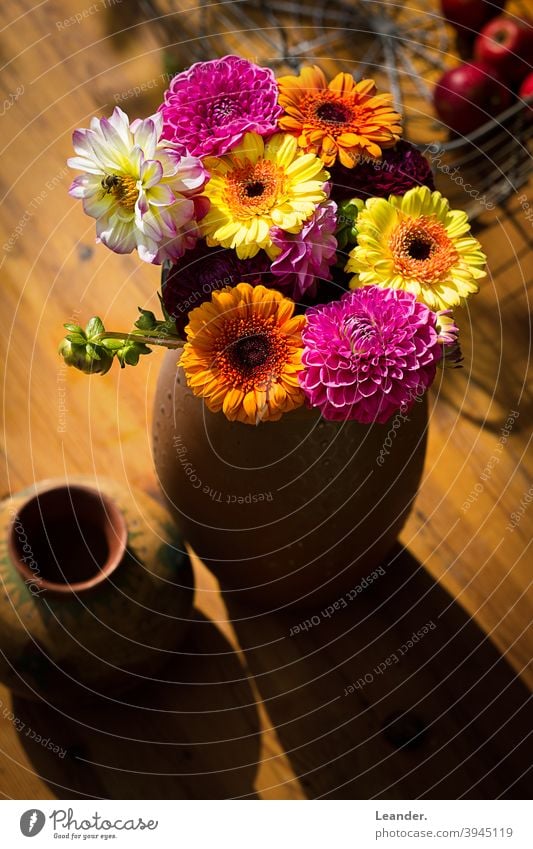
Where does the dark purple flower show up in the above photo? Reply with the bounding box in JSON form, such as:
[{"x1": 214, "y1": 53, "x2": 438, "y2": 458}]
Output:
[
  {"x1": 162, "y1": 241, "x2": 271, "y2": 335},
  {"x1": 329, "y1": 140, "x2": 435, "y2": 203},
  {"x1": 299, "y1": 286, "x2": 441, "y2": 423},
  {"x1": 159, "y1": 55, "x2": 282, "y2": 158}
]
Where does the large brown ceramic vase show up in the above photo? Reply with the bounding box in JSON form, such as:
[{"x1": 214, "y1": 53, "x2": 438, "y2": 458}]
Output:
[
  {"x1": 0, "y1": 476, "x2": 194, "y2": 701},
  {"x1": 154, "y1": 352, "x2": 428, "y2": 610}
]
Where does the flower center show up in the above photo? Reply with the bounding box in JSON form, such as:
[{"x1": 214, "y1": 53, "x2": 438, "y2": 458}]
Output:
[
  {"x1": 101, "y1": 174, "x2": 139, "y2": 212},
  {"x1": 215, "y1": 316, "x2": 288, "y2": 392},
  {"x1": 211, "y1": 96, "x2": 239, "y2": 121},
  {"x1": 315, "y1": 101, "x2": 350, "y2": 124},
  {"x1": 244, "y1": 181, "x2": 265, "y2": 198},
  {"x1": 389, "y1": 216, "x2": 458, "y2": 283},
  {"x1": 300, "y1": 91, "x2": 356, "y2": 137},
  {"x1": 225, "y1": 159, "x2": 286, "y2": 218},
  {"x1": 407, "y1": 237, "x2": 433, "y2": 261},
  {"x1": 341, "y1": 315, "x2": 381, "y2": 357},
  {"x1": 229, "y1": 333, "x2": 270, "y2": 370}
]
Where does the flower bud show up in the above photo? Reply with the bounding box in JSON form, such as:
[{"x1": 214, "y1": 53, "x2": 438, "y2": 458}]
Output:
[
  {"x1": 58, "y1": 338, "x2": 113, "y2": 375},
  {"x1": 335, "y1": 198, "x2": 364, "y2": 250}
]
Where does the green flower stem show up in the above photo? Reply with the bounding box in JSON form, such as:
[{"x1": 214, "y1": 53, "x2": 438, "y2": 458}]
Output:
[
  {"x1": 95, "y1": 331, "x2": 185, "y2": 349},
  {"x1": 58, "y1": 311, "x2": 185, "y2": 374}
]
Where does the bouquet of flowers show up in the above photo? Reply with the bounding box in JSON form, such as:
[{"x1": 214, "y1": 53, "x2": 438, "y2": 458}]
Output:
[{"x1": 60, "y1": 55, "x2": 486, "y2": 426}]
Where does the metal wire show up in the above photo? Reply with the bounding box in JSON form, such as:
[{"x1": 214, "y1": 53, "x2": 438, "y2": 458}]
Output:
[{"x1": 140, "y1": 0, "x2": 532, "y2": 218}]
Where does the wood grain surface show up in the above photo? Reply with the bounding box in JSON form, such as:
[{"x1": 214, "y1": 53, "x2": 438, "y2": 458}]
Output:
[{"x1": 0, "y1": 0, "x2": 531, "y2": 799}]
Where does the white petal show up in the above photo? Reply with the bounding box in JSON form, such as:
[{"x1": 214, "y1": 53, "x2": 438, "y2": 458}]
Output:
[
  {"x1": 108, "y1": 107, "x2": 134, "y2": 147},
  {"x1": 98, "y1": 116, "x2": 131, "y2": 160},
  {"x1": 141, "y1": 158, "x2": 163, "y2": 189},
  {"x1": 132, "y1": 118, "x2": 158, "y2": 160},
  {"x1": 137, "y1": 235, "x2": 160, "y2": 264},
  {"x1": 67, "y1": 154, "x2": 104, "y2": 175},
  {"x1": 147, "y1": 183, "x2": 175, "y2": 206},
  {"x1": 83, "y1": 192, "x2": 114, "y2": 219},
  {"x1": 96, "y1": 216, "x2": 137, "y2": 254}
]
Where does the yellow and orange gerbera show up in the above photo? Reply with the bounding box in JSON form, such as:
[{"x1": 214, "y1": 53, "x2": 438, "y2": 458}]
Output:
[
  {"x1": 346, "y1": 187, "x2": 487, "y2": 311},
  {"x1": 277, "y1": 65, "x2": 402, "y2": 168},
  {"x1": 180, "y1": 283, "x2": 305, "y2": 424},
  {"x1": 200, "y1": 132, "x2": 328, "y2": 260}
]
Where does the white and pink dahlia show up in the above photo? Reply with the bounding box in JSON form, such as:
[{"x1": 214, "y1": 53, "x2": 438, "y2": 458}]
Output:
[{"x1": 68, "y1": 107, "x2": 208, "y2": 264}]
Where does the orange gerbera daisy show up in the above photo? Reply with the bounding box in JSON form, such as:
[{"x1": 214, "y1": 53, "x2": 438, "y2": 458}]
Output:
[
  {"x1": 277, "y1": 65, "x2": 402, "y2": 169},
  {"x1": 181, "y1": 283, "x2": 305, "y2": 424}
]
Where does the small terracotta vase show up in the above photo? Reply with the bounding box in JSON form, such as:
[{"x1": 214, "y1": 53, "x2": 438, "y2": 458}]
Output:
[
  {"x1": 0, "y1": 476, "x2": 194, "y2": 701},
  {"x1": 153, "y1": 352, "x2": 428, "y2": 610}
]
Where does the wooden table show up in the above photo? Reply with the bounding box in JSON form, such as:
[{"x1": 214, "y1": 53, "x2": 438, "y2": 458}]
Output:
[{"x1": 0, "y1": 0, "x2": 531, "y2": 799}]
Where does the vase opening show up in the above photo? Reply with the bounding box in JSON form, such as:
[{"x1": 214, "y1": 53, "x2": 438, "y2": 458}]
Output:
[{"x1": 8, "y1": 484, "x2": 128, "y2": 594}]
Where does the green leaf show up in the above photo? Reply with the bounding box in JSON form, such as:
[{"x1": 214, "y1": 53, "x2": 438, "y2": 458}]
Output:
[
  {"x1": 101, "y1": 338, "x2": 127, "y2": 351},
  {"x1": 134, "y1": 308, "x2": 158, "y2": 331},
  {"x1": 85, "y1": 343, "x2": 101, "y2": 361},
  {"x1": 116, "y1": 340, "x2": 152, "y2": 368},
  {"x1": 63, "y1": 323, "x2": 83, "y2": 334},
  {"x1": 85, "y1": 316, "x2": 105, "y2": 339},
  {"x1": 65, "y1": 333, "x2": 87, "y2": 345}
]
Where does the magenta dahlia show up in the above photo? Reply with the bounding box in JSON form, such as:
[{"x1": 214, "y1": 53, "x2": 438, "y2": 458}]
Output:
[
  {"x1": 270, "y1": 201, "x2": 338, "y2": 300},
  {"x1": 330, "y1": 141, "x2": 434, "y2": 203},
  {"x1": 159, "y1": 56, "x2": 282, "y2": 158},
  {"x1": 162, "y1": 241, "x2": 271, "y2": 335},
  {"x1": 299, "y1": 286, "x2": 442, "y2": 423}
]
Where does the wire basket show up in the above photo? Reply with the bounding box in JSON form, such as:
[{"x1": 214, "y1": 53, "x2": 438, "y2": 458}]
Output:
[{"x1": 142, "y1": 0, "x2": 533, "y2": 218}]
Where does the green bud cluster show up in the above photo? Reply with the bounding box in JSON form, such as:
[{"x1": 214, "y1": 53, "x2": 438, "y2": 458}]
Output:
[
  {"x1": 335, "y1": 198, "x2": 365, "y2": 251},
  {"x1": 58, "y1": 303, "x2": 180, "y2": 375}
]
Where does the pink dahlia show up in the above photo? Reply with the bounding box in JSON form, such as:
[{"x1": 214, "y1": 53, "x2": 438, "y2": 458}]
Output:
[
  {"x1": 159, "y1": 56, "x2": 282, "y2": 158},
  {"x1": 299, "y1": 286, "x2": 441, "y2": 423},
  {"x1": 270, "y1": 201, "x2": 338, "y2": 300}
]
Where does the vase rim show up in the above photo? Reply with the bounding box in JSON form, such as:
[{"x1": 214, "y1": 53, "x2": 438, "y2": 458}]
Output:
[{"x1": 8, "y1": 483, "x2": 128, "y2": 595}]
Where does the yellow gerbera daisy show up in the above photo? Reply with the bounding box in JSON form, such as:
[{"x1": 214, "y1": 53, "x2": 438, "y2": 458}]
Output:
[
  {"x1": 180, "y1": 283, "x2": 305, "y2": 425},
  {"x1": 277, "y1": 65, "x2": 402, "y2": 168},
  {"x1": 200, "y1": 132, "x2": 328, "y2": 260},
  {"x1": 346, "y1": 187, "x2": 487, "y2": 310}
]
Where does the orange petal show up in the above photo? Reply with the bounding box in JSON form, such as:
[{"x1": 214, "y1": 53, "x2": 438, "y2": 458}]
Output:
[{"x1": 328, "y1": 72, "x2": 355, "y2": 95}]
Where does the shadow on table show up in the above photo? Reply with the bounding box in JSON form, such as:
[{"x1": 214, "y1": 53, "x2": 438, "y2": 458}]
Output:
[
  {"x1": 13, "y1": 612, "x2": 261, "y2": 799},
  {"x1": 225, "y1": 546, "x2": 531, "y2": 799},
  {"x1": 433, "y1": 287, "x2": 532, "y2": 435}
]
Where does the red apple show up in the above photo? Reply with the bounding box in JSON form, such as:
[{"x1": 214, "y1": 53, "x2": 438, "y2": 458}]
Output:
[
  {"x1": 474, "y1": 16, "x2": 533, "y2": 84},
  {"x1": 434, "y1": 61, "x2": 514, "y2": 136},
  {"x1": 519, "y1": 71, "x2": 533, "y2": 99},
  {"x1": 519, "y1": 71, "x2": 533, "y2": 116},
  {"x1": 441, "y1": 0, "x2": 506, "y2": 35}
]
